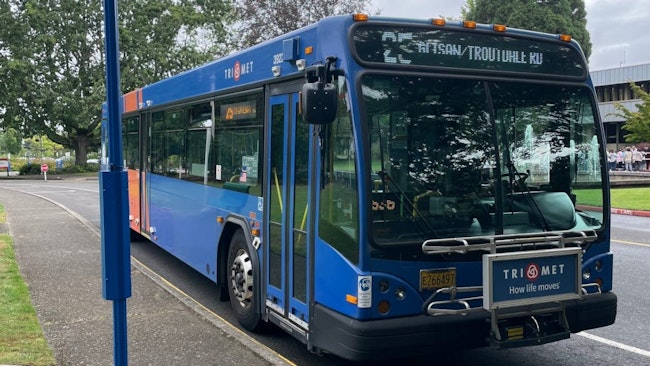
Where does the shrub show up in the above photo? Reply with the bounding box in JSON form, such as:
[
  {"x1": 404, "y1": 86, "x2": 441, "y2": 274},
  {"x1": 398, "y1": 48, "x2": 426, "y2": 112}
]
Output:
[{"x1": 19, "y1": 164, "x2": 44, "y2": 175}]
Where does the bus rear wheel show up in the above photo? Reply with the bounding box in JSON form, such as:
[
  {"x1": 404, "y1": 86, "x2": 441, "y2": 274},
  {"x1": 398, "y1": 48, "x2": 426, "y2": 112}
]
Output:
[{"x1": 227, "y1": 229, "x2": 261, "y2": 331}]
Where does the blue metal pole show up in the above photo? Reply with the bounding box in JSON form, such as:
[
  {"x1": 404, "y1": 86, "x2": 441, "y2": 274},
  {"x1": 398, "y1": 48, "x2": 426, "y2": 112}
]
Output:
[
  {"x1": 113, "y1": 300, "x2": 128, "y2": 364},
  {"x1": 102, "y1": 0, "x2": 122, "y2": 165},
  {"x1": 101, "y1": 0, "x2": 131, "y2": 365}
]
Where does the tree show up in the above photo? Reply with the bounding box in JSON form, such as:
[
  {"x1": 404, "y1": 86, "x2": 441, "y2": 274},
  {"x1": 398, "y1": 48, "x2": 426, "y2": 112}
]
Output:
[
  {"x1": 613, "y1": 83, "x2": 650, "y2": 143},
  {"x1": 1, "y1": 0, "x2": 232, "y2": 165},
  {"x1": 231, "y1": 0, "x2": 373, "y2": 49},
  {"x1": 118, "y1": 0, "x2": 232, "y2": 92},
  {"x1": 0, "y1": 0, "x2": 30, "y2": 129},
  {"x1": 23, "y1": 134, "x2": 65, "y2": 159},
  {"x1": 0, "y1": 128, "x2": 22, "y2": 155},
  {"x1": 464, "y1": 0, "x2": 591, "y2": 60}
]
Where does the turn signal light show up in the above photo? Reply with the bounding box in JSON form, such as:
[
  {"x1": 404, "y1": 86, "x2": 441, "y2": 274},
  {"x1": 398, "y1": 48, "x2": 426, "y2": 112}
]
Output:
[{"x1": 377, "y1": 300, "x2": 390, "y2": 315}]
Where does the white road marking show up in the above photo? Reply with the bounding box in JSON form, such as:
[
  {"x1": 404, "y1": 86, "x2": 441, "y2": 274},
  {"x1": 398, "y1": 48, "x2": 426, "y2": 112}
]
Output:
[{"x1": 578, "y1": 332, "x2": 650, "y2": 358}]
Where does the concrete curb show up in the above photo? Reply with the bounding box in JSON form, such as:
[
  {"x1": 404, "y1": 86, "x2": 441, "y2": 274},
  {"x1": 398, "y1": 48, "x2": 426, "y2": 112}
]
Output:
[{"x1": 610, "y1": 208, "x2": 650, "y2": 217}]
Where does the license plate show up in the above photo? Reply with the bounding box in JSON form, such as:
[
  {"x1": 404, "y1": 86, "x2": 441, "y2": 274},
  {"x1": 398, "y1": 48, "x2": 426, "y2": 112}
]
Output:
[{"x1": 420, "y1": 268, "x2": 456, "y2": 291}]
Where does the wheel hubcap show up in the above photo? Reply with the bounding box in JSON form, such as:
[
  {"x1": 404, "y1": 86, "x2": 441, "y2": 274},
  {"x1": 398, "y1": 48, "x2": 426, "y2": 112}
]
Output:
[{"x1": 230, "y1": 249, "x2": 253, "y2": 305}]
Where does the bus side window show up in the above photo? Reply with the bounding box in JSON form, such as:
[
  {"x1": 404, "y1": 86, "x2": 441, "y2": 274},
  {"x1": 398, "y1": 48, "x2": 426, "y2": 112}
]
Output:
[
  {"x1": 210, "y1": 93, "x2": 263, "y2": 195},
  {"x1": 319, "y1": 108, "x2": 359, "y2": 263},
  {"x1": 184, "y1": 102, "x2": 212, "y2": 183}
]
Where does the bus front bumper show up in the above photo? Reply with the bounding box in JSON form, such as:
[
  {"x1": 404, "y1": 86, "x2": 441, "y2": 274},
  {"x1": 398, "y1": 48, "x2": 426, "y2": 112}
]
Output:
[{"x1": 309, "y1": 291, "x2": 616, "y2": 362}]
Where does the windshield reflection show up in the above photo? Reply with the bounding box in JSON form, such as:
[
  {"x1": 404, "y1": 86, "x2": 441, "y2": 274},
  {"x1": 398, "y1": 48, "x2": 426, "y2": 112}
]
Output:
[{"x1": 362, "y1": 75, "x2": 604, "y2": 246}]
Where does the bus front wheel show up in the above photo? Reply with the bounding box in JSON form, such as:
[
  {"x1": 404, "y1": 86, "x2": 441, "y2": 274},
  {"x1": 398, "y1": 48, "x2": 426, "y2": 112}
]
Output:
[{"x1": 227, "y1": 229, "x2": 262, "y2": 331}]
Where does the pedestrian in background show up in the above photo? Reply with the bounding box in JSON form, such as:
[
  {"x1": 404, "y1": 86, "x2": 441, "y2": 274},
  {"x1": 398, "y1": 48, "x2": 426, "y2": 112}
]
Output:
[
  {"x1": 632, "y1": 146, "x2": 643, "y2": 171},
  {"x1": 624, "y1": 147, "x2": 633, "y2": 171},
  {"x1": 616, "y1": 149, "x2": 624, "y2": 170},
  {"x1": 607, "y1": 150, "x2": 617, "y2": 171}
]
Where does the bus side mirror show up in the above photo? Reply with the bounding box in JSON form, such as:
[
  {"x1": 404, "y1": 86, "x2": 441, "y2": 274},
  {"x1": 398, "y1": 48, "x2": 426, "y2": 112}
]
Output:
[{"x1": 301, "y1": 81, "x2": 337, "y2": 125}]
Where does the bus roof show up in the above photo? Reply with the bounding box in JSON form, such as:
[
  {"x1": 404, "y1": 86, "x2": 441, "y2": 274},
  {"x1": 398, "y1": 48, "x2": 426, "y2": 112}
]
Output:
[{"x1": 111, "y1": 14, "x2": 586, "y2": 116}]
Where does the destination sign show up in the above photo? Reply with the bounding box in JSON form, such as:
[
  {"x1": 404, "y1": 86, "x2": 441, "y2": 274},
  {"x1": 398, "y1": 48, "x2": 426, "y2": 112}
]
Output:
[
  {"x1": 220, "y1": 101, "x2": 257, "y2": 121},
  {"x1": 352, "y1": 25, "x2": 586, "y2": 77}
]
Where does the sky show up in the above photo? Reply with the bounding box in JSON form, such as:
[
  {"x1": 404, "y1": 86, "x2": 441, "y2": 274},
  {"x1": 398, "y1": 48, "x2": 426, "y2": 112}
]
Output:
[{"x1": 372, "y1": 0, "x2": 649, "y2": 71}]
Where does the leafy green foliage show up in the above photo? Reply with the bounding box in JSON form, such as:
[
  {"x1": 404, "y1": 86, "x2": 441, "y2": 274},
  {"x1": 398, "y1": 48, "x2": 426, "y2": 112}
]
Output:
[
  {"x1": 464, "y1": 0, "x2": 591, "y2": 60},
  {"x1": 18, "y1": 163, "x2": 44, "y2": 175},
  {"x1": 0, "y1": 128, "x2": 22, "y2": 155},
  {"x1": 22, "y1": 135, "x2": 65, "y2": 158},
  {"x1": 613, "y1": 83, "x2": 650, "y2": 143},
  {"x1": 118, "y1": 0, "x2": 233, "y2": 92},
  {"x1": 1, "y1": 0, "x2": 233, "y2": 165},
  {"x1": 231, "y1": 0, "x2": 373, "y2": 49}
]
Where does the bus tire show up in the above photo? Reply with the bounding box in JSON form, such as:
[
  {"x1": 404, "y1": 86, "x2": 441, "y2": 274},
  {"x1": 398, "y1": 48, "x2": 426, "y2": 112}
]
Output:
[{"x1": 227, "y1": 229, "x2": 262, "y2": 331}]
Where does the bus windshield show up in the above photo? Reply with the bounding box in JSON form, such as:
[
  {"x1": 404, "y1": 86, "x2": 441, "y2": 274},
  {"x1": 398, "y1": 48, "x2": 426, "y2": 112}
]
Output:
[{"x1": 363, "y1": 75, "x2": 604, "y2": 246}]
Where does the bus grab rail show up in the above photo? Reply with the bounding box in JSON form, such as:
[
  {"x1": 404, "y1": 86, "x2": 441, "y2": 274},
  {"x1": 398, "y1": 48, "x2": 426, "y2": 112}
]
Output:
[
  {"x1": 424, "y1": 283, "x2": 602, "y2": 317},
  {"x1": 421, "y1": 230, "x2": 598, "y2": 256}
]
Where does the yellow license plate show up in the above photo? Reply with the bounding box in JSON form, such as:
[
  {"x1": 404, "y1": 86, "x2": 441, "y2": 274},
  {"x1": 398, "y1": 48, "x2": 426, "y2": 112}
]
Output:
[{"x1": 420, "y1": 268, "x2": 456, "y2": 291}]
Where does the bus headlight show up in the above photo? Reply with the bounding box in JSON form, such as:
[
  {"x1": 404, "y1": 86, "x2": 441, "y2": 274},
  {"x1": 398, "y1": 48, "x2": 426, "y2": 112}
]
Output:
[{"x1": 595, "y1": 260, "x2": 603, "y2": 272}]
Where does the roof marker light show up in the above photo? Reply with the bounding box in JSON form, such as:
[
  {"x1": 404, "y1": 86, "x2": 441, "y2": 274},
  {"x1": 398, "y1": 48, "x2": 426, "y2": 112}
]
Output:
[
  {"x1": 560, "y1": 34, "x2": 572, "y2": 42},
  {"x1": 463, "y1": 20, "x2": 477, "y2": 29},
  {"x1": 296, "y1": 59, "x2": 306, "y2": 71},
  {"x1": 353, "y1": 14, "x2": 369, "y2": 21},
  {"x1": 493, "y1": 24, "x2": 506, "y2": 32},
  {"x1": 432, "y1": 18, "x2": 446, "y2": 26}
]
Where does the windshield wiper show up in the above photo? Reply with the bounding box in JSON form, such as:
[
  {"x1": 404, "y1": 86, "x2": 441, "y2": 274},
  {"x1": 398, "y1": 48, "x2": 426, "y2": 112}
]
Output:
[{"x1": 505, "y1": 161, "x2": 551, "y2": 231}]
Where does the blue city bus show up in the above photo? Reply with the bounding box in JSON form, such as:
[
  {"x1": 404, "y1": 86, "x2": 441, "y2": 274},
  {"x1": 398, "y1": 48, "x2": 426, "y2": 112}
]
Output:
[{"x1": 103, "y1": 14, "x2": 617, "y2": 361}]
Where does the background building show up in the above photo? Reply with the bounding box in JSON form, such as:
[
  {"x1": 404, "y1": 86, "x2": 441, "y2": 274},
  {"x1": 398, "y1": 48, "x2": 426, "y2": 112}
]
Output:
[{"x1": 592, "y1": 63, "x2": 650, "y2": 151}]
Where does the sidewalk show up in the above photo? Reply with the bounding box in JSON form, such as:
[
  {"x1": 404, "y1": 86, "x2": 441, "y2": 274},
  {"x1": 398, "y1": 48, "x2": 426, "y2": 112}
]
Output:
[{"x1": 0, "y1": 189, "x2": 287, "y2": 365}]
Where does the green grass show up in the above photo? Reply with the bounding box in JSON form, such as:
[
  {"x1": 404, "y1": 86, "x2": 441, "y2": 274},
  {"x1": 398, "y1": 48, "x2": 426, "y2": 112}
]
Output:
[
  {"x1": 575, "y1": 187, "x2": 650, "y2": 211},
  {"x1": 0, "y1": 205, "x2": 56, "y2": 366}
]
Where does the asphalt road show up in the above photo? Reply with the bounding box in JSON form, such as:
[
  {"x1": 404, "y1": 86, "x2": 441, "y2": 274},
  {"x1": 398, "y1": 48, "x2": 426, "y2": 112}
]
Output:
[{"x1": 2, "y1": 178, "x2": 649, "y2": 365}]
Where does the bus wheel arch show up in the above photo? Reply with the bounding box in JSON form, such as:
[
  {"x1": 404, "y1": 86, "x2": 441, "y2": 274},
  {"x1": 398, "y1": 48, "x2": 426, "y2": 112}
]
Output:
[{"x1": 221, "y1": 220, "x2": 263, "y2": 331}]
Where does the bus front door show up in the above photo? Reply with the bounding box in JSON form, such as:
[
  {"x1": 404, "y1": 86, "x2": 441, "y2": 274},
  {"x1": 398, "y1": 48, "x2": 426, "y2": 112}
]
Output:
[{"x1": 266, "y1": 91, "x2": 312, "y2": 333}]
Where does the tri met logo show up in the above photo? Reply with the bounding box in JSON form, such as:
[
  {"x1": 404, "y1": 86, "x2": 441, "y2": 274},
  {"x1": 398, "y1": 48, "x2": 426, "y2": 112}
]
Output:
[
  {"x1": 502, "y1": 263, "x2": 565, "y2": 282},
  {"x1": 224, "y1": 60, "x2": 254, "y2": 81}
]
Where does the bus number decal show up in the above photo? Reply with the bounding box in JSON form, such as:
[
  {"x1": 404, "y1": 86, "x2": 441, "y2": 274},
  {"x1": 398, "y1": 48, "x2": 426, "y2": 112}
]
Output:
[
  {"x1": 372, "y1": 199, "x2": 396, "y2": 211},
  {"x1": 273, "y1": 53, "x2": 284, "y2": 65}
]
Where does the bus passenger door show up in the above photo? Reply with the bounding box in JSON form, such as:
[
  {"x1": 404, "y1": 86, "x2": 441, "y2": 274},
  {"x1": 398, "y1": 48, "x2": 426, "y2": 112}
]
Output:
[
  {"x1": 266, "y1": 91, "x2": 312, "y2": 332},
  {"x1": 140, "y1": 112, "x2": 152, "y2": 237}
]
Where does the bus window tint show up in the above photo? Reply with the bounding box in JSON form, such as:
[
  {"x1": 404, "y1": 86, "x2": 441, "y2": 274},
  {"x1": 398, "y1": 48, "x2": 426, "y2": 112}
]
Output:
[
  {"x1": 123, "y1": 116, "x2": 139, "y2": 169},
  {"x1": 210, "y1": 92, "x2": 263, "y2": 195},
  {"x1": 184, "y1": 103, "x2": 212, "y2": 183},
  {"x1": 319, "y1": 76, "x2": 359, "y2": 263},
  {"x1": 362, "y1": 75, "x2": 604, "y2": 246}
]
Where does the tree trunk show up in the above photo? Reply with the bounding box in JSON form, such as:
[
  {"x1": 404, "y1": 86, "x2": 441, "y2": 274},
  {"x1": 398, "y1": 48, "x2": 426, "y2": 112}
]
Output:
[{"x1": 75, "y1": 132, "x2": 89, "y2": 165}]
